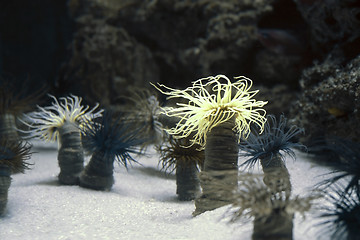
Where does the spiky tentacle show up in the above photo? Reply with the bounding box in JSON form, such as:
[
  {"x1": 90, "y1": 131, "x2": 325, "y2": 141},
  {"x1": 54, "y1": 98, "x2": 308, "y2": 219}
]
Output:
[
  {"x1": 317, "y1": 186, "x2": 360, "y2": 240},
  {"x1": 80, "y1": 111, "x2": 145, "y2": 191}
]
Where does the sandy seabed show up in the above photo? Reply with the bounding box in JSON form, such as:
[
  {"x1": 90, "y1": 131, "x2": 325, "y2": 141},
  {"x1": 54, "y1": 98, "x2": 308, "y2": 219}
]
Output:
[{"x1": 0, "y1": 141, "x2": 332, "y2": 240}]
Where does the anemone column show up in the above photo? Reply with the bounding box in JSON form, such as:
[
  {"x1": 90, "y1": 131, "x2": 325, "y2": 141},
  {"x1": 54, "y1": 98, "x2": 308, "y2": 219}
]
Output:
[
  {"x1": 80, "y1": 151, "x2": 115, "y2": 191},
  {"x1": 0, "y1": 114, "x2": 19, "y2": 143},
  {"x1": 252, "y1": 204, "x2": 294, "y2": 240},
  {"x1": 176, "y1": 162, "x2": 200, "y2": 201},
  {"x1": 194, "y1": 119, "x2": 239, "y2": 215},
  {"x1": 260, "y1": 154, "x2": 292, "y2": 197},
  {"x1": 57, "y1": 122, "x2": 84, "y2": 185},
  {"x1": 0, "y1": 165, "x2": 11, "y2": 215}
]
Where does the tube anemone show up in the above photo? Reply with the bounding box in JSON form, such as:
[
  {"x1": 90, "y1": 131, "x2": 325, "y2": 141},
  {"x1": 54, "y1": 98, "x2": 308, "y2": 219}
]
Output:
[
  {"x1": 157, "y1": 136, "x2": 204, "y2": 201},
  {"x1": 153, "y1": 75, "x2": 267, "y2": 215},
  {"x1": 318, "y1": 185, "x2": 360, "y2": 240},
  {"x1": 239, "y1": 115, "x2": 304, "y2": 196},
  {"x1": 228, "y1": 173, "x2": 317, "y2": 240},
  {"x1": 80, "y1": 111, "x2": 146, "y2": 191},
  {"x1": 0, "y1": 139, "x2": 32, "y2": 215},
  {"x1": 21, "y1": 94, "x2": 103, "y2": 185}
]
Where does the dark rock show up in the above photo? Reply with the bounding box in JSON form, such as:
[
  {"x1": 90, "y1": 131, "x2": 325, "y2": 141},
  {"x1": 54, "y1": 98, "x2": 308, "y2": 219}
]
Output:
[{"x1": 291, "y1": 54, "x2": 360, "y2": 143}]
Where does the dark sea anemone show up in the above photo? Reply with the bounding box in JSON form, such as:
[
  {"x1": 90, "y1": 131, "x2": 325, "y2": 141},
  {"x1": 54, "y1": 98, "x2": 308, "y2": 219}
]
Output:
[
  {"x1": 239, "y1": 114, "x2": 304, "y2": 198},
  {"x1": 0, "y1": 139, "x2": 32, "y2": 215},
  {"x1": 80, "y1": 111, "x2": 147, "y2": 190},
  {"x1": 314, "y1": 138, "x2": 360, "y2": 198},
  {"x1": 157, "y1": 136, "x2": 204, "y2": 200},
  {"x1": 0, "y1": 139, "x2": 32, "y2": 174},
  {"x1": 317, "y1": 185, "x2": 360, "y2": 240}
]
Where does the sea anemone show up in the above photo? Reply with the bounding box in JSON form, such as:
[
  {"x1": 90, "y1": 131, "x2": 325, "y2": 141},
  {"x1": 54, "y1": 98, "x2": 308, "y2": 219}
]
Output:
[
  {"x1": 152, "y1": 74, "x2": 267, "y2": 148},
  {"x1": 80, "y1": 111, "x2": 146, "y2": 190},
  {"x1": 21, "y1": 94, "x2": 103, "y2": 142},
  {"x1": 239, "y1": 115, "x2": 304, "y2": 197},
  {"x1": 317, "y1": 185, "x2": 360, "y2": 240},
  {"x1": 21, "y1": 94, "x2": 103, "y2": 185},
  {"x1": 229, "y1": 173, "x2": 318, "y2": 240},
  {"x1": 119, "y1": 88, "x2": 165, "y2": 148},
  {"x1": 157, "y1": 136, "x2": 204, "y2": 200},
  {"x1": 314, "y1": 138, "x2": 360, "y2": 198},
  {"x1": 0, "y1": 139, "x2": 32, "y2": 215}
]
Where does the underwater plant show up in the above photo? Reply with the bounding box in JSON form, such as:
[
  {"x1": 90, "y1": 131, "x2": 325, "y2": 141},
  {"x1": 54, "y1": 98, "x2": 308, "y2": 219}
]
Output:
[
  {"x1": 239, "y1": 115, "x2": 304, "y2": 196},
  {"x1": 229, "y1": 173, "x2": 318, "y2": 240},
  {"x1": 157, "y1": 136, "x2": 204, "y2": 201},
  {"x1": 0, "y1": 139, "x2": 32, "y2": 215},
  {"x1": 152, "y1": 74, "x2": 267, "y2": 215},
  {"x1": 21, "y1": 95, "x2": 103, "y2": 185},
  {"x1": 80, "y1": 111, "x2": 146, "y2": 191},
  {"x1": 317, "y1": 185, "x2": 360, "y2": 240}
]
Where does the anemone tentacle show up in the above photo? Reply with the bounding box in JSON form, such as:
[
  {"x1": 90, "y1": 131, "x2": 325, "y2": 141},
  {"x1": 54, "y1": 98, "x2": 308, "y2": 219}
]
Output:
[
  {"x1": 318, "y1": 185, "x2": 360, "y2": 240},
  {"x1": 0, "y1": 139, "x2": 32, "y2": 173},
  {"x1": 152, "y1": 75, "x2": 267, "y2": 149},
  {"x1": 21, "y1": 95, "x2": 103, "y2": 142},
  {"x1": 80, "y1": 111, "x2": 146, "y2": 190},
  {"x1": 239, "y1": 114, "x2": 305, "y2": 169},
  {"x1": 81, "y1": 111, "x2": 146, "y2": 168}
]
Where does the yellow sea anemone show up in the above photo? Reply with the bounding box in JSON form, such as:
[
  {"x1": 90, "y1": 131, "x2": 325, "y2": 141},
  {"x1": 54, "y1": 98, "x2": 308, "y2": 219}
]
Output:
[
  {"x1": 21, "y1": 95, "x2": 103, "y2": 142},
  {"x1": 152, "y1": 74, "x2": 267, "y2": 148}
]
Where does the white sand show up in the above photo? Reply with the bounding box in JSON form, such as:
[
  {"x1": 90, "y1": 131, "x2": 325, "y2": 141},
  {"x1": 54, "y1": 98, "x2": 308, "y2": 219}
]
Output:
[{"x1": 0, "y1": 142, "x2": 332, "y2": 240}]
